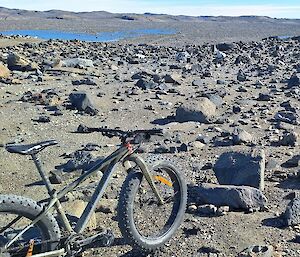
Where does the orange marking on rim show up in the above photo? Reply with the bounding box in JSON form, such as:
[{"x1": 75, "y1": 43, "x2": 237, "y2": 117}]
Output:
[
  {"x1": 26, "y1": 239, "x2": 34, "y2": 257},
  {"x1": 154, "y1": 175, "x2": 172, "y2": 187}
]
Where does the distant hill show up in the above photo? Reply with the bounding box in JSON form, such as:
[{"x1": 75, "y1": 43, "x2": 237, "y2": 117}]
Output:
[
  {"x1": 0, "y1": 6, "x2": 297, "y2": 22},
  {"x1": 0, "y1": 6, "x2": 299, "y2": 45}
]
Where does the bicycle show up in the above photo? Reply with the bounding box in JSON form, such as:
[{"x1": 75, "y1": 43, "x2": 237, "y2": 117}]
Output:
[{"x1": 0, "y1": 125, "x2": 187, "y2": 257}]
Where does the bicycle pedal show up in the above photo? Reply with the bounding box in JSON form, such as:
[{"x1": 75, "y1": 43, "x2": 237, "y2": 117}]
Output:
[{"x1": 95, "y1": 229, "x2": 115, "y2": 247}]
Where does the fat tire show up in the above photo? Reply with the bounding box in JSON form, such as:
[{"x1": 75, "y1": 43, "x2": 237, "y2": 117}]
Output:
[
  {"x1": 118, "y1": 158, "x2": 187, "y2": 253},
  {"x1": 0, "y1": 194, "x2": 61, "y2": 254}
]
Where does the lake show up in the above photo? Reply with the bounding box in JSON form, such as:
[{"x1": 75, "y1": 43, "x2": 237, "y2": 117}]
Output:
[{"x1": 0, "y1": 29, "x2": 176, "y2": 42}]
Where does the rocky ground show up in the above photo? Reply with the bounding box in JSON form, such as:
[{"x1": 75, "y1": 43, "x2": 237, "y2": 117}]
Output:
[{"x1": 0, "y1": 34, "x2": 299, "y2": 257}]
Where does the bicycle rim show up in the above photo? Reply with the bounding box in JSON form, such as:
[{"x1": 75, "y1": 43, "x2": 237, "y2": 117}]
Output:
[
  {"x1": 0, "y1": 212, "x2": 47, "y2": 257},
  {"x1": 132, "y1": 165, "x2": 182, "y2": 239}
]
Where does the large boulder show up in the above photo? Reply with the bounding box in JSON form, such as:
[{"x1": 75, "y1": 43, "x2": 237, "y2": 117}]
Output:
[
  {"x1": 69, "y1": 92, "x2": 98, "y2": 116},
  {"x1": 175, "y1": 98, "x2": 216, "y2": 123},
  {"x1": 213, "y1": 148, "x2": 265, "y2": 191},
  {"x1": 0, "y1": 63, "x2": 10, "y2": 78},
  {"x1": 189, "y1": 183, "x2": 267, "y2": 210},
  {"x1": 7, "y1": 52, "x2": 38, "y2": 71}
]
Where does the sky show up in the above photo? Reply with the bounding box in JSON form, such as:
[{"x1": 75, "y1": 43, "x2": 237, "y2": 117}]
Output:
[{"x1": 0, "y1": 0, "x2": 299, "y2": 18}]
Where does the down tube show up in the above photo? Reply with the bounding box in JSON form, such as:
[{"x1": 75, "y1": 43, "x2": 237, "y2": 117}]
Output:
[{"x1": 74, "y1": 160, "x2": 118, "y2": 233}]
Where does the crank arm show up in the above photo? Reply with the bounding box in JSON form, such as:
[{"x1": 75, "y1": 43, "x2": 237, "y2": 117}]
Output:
[{"x1": 77, "y1": 230, "x2": 115, "y2": 247}]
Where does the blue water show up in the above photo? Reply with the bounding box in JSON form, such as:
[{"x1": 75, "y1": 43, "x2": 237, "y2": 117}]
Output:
[{"x1": 0, "y1": 29, "x2": 175, "y2": 42}]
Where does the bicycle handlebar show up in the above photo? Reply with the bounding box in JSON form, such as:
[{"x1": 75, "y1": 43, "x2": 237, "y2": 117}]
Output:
[{"x1": 77, "y1": 124, "x2": 163, "y2": 143}]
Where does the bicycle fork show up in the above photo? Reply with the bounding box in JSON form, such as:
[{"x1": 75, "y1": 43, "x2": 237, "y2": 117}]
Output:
[{"x1": 123, "y1": 154, "x2": 165, "y2": 205}]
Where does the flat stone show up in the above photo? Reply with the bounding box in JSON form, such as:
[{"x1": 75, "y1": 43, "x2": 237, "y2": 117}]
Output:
[
  {"x1": 61, "y1": 58, "x2": 94, "y2": 68},
  {"x1": 189, "y1": 183, "x2": 267, "y2": 210}
]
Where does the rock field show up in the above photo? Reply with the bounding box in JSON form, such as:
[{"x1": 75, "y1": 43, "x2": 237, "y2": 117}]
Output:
[{"x1": 0, "y1": 33, "x2": 299, "y2": 257}]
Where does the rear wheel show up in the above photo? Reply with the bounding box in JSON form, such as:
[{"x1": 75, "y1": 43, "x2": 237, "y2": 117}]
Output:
[
  {"x1": 0, "y1": 195, "x2": 61, "y2": 257},
  {"x1": 118, "y1": 158, "x2": 187, "y2": 253}
]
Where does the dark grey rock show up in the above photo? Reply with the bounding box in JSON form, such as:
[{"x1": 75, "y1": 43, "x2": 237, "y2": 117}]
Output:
[
  {"x1": 275, "y1": 111, "x2": 298, "y2": 125},
  {"x1": 136, "y1": 79, "x2": 157, "y2": 90},
  {"x1": 7, "y1": 52, "x2": 38, "y2": 71},
  {"x1": 216, "y1": 42, "x2": 235, "y2": 51},
  {"x1": 278, "y1": 132, "x2": 298, "y2": 146},
  {"x1": 175, "y1": 51, "x2": 190, "y2": 62},
  {"x1": 197, "y1": 204, "x2": 217, "y2": 215},
  {"x1": 234, "y1": 55, "x2": 252, "y2": 65},
  {"x1": 216, "y1": 79, "x2": 226, "y2": 85},
  {"x1": 284, "y1": 197, "x2": 300, "y2": 226},
  {"x1": 121, "y1": 15, "x2": 135, "y2": 20},
  {"x1": 282, "y1": 155, "x2": 300, "y2": 168},
  {"x1": 177, "y1": 143, "x2": 188, "y2": 152},
  {"x1": 69, "y1": 92, "x2": 98, "y2": 116},
  {"x1": 154, "y1": 143, "x2": 170, "y2": 153},
  {"x1": 257, "y1": 93, "x2": 272, "y2": 101},
  {"x1": 213, "y1": 148, "x2": 265, "y2": 190},
  {"x1": 72, "y1": 78, "x2": 97, "y2": 86},
  {"x1": 56, "y1": 150, "x2": 96, "y2": 173},
  {"x1": 163, "y1": 73, "x2": 181, "y2": 84},
  {"x1": 237, "y1": 69, "x2": 247, "y2": 82},
  {"x1": 190, "y1": 183, "x2": 267, "y2": 210},
  {"x1": 33, "y1": 115, "x2": 51, "y2": 123},
  {"x1": 238, "y1": 245, "x2": 273, "y2": 257},
  {"x1": 287, "y1": 73, "x2": 300, "y2": 88},
  {"x1": 175, "y1": 98, "x2": 216, "y2": 123},
  {"x1": 233, "y1": 105, "x2": 241, "y2": 113}
]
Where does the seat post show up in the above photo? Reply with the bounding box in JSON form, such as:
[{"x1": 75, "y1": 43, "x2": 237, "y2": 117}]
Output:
[{"x1": 31, "y1": 153, "x2": 54, "y2": 195}]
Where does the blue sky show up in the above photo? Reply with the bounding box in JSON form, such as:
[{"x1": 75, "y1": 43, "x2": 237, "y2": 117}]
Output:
[{"x1": 0, "y1": 0, "x2": 299, "y2": 18}]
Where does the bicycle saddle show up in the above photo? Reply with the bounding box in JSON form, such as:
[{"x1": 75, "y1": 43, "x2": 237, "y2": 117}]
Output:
[{"x1": 5, "y1": 140, "x2": 58, "y2": 155}]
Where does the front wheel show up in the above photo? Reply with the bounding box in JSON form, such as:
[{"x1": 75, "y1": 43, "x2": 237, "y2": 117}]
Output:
[{"x1": 118, "y1": 158, "x2": 187, "y2": 253}]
